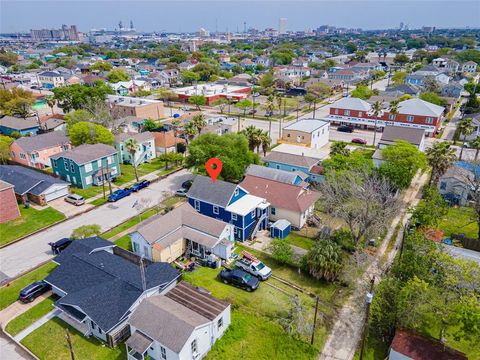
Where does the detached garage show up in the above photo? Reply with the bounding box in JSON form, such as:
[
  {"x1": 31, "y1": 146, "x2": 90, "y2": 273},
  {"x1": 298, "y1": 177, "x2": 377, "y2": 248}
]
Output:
[
  {"x1": 270, "y1": 219, "x2": 291, "y2": 239},
  {"x1": 0, "y1": 165, "x2": 70, "y2": 206}
]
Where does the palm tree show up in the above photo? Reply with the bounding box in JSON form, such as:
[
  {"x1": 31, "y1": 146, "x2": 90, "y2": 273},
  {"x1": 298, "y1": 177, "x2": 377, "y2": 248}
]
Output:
[
  {"x1": 45, "y1": 95, "x2": 56, "y2": 115},
  {"x1": 125, "y1": 138, "x2": 139, "y2": 182},
  {"x1": 191, "y1": 113, "x2": 207, "y2": 135},
  {"x1": 330, "y1": 142, "x2": 350, "y2": 157},
  {"x1": 426, "y1": 141, "x2": 457, "y2": 185},
  {"x1": 264, "y1": 97, "x2": 276, "y2": 136},
  {"x1": 183, "y1": 122, "x2": 197, "y2": 144},
  {"x1": 457, "y1": 117, "x2": 474, "y2": 160},
  {"x1": 370, "y1": 101, "x2": 383, "y2": 146},
  {"x1": 260, "y1": 131, "x2": 271, "y2": 156},
  {"x1": 388, "y1": 100, "x2": 400, "y2": 119},
  {"x1": 471, "y1": 136, "x2": 480, "y2": 161},
  {"x1": 241, "y1": 125, "x2": 262, "y2": 152}
]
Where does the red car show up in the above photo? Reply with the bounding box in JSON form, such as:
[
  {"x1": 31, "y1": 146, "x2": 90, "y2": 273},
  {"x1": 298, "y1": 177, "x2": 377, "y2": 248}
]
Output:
[{"x1": 351, "y1": 138, "x2": 367, "y2": 145}]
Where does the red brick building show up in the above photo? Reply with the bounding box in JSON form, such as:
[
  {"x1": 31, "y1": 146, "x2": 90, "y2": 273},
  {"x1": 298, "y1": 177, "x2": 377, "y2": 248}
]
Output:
[
  {"x1": 324, "y1": 97, "x2": 444, "y2": 136},
  {"x1": 174, "y1": 82, "x2": 251, "y2": 105},
  {"x1": 0, "y1": 180, "x2": 20, "y2": 223}
]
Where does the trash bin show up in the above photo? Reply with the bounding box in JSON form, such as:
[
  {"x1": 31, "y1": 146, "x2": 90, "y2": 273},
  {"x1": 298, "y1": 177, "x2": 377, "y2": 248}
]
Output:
[{"x1": 24, "y1": 201, "x2": 30, "y2": 209}]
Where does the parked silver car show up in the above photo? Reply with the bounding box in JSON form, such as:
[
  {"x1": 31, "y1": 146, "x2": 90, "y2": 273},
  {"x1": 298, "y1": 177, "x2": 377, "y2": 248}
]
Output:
[{"x1": 64, "y1": 194, "x2": 85, "y2": 206}]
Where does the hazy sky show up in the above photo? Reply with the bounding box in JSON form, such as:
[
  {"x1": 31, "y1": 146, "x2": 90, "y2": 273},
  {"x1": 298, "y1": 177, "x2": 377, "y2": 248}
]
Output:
[{"x1": 1, "y1": 1, "x2": 479, "y2": 33}]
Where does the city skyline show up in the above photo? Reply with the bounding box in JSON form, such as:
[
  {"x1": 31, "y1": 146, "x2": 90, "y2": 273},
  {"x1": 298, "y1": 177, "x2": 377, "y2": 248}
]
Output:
[{"x1": 1, "y1": 1, "x2": 480, "y2": 33}]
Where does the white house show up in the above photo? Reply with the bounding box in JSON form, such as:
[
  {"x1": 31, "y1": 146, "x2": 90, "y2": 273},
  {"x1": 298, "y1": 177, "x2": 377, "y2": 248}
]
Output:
[
  {"x1": 281, "y1": 119, "x2": 330, "y2": 149},
  {"x1": 462, "y1": 61, "x2": 478, "y2": 73},
  {"x1": 126, "y1": 282, "x2": 231, "y2": 360},
  {"x1": 114, "y1": 131, "x2": 156, "y2": 165}
]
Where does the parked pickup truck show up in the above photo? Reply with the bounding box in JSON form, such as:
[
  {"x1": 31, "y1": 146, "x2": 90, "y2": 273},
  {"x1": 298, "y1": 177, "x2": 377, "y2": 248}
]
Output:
[
  {"x1": 219, "y1": 268, "x2": 259, "y2": 292},
  {"x1": 235, "y1": 251, "x2": 272, "y2": 280},
  {"x1": 108, "y1": 188, "x2": 132, "y2": 202}
]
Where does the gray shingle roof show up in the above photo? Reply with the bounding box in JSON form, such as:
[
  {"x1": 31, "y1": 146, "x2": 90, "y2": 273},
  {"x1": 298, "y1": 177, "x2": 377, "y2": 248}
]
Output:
[
  {"x1": 50, "y1": 144, "x2": 117, "y2": 165},
  {"x1": 187, "y1": 175, "x2": 238, "y2": 208},
  {"x1": 0, "y1": 165, "x2": 68, "y2": 196},
  {"x1": 14, "y1": 130, "x2": 70, "y2": 153},
  {"x1": 379, "y1": 126, "x2": 425, "y2": 146},
  {"x1": 46, "y1": 238, "x2": 180, "y2": 332},
  {"x1": 0, "y1": 116, "x2": 39, "y2": 130},
  {"x1": 114, "y1": 131, "x2": 153, "y2": 143},
  {"x1": 245, "y1": 164, "x2": 305, "y2": 184},
  {"x1": 263, "y1": 152, "x2": 319, "y2": 169}
]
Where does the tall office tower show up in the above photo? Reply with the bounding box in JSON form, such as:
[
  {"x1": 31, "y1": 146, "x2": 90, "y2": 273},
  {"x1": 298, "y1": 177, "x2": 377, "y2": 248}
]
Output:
[{"x1": 279, "y1": 18, "x2": 287, "y2": 35}]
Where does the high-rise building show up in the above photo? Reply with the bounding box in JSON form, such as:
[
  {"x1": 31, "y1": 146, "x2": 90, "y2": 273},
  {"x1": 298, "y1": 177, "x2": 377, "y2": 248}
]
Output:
[
  {"x1": 278, "y1": 18, "x2": 287, "y2": 35},
  {"x1": 30, "y1": 25, "x2": 79, "y2": 41}
]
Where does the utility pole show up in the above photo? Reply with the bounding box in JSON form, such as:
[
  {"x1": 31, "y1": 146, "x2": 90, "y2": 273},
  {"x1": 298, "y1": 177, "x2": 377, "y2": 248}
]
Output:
[
  {"x1": 310, "y1": 296, "x2": 320, "y2": 345},
  {"x1": 359, "y1": 277, "x2": 375, "y2": 360},
  {"x1": 65, "y1": 329, "x2": 75, "y2": 360}
]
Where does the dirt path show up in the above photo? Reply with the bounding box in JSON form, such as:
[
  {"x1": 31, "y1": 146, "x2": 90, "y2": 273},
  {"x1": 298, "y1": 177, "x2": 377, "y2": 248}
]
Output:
[{"x1": 319, "y1": 171, "x2": 428, "y2": 360}]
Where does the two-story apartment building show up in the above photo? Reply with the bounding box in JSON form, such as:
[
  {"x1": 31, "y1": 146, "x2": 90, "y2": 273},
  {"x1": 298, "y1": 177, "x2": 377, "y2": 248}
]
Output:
[
  {"x1": 114, "y1": 132, "x2": 156, "y2": 165},
  {"x1": 324, "y1": 97, "x2": 444, "y2": 136},
  {"x1": 280, "y1": 119, "x2": 330, "y2": 149},
  {"x1": 10, "y1": 131, "x2": 71, "y2": 169},
  {"x1": 106, "y1": 95, "x2": 164, "y2": 120},
  {"x1": 50, "y1": 144, "x2": 120, "y2": 188},
  {"x1": 186, "y1": 175, "x2": 269, "y2": 242},
  {"x1": 38, "y1": 71, "x2": 65, "y2": 88}
]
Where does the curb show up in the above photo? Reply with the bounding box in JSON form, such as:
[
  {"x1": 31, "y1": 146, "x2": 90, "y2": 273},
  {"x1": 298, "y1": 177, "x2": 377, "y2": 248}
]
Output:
[
  {"x1": 0, "y1": 327, "x2": 38, "y2": 360},
  {"x1": 0, "y1": 167, "x2": 184, "y2": 250}
]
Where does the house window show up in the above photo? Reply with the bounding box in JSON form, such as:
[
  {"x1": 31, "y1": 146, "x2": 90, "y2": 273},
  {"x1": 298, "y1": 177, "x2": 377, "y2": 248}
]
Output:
[
  {"x1": 91, "y1": 321, "x2": 96, "y2": 330},
  {"x1": 63, "y1": 145, "x2": 69, "y2": 151},
  {"x1": 20, "y1": 153, "x2": 26, "y2": 160},
  {"x1": 292, "y1": 168, "x2": 296, "y2": 172},
  {"x1": 334, "y1": 108, "x2": 339, "y2": 115},
  {"x1": 217, "y1": 317, "x2": 223, "y2": 330},
  {"x1": 271, "y1": 207, "x2": 276, "y2": 215},
  {"x1": 191, "y1": 339, "x2": 198, "y2": 355},
  {"x1": 70, "y1": 163, "x2": 75, "y2": 172},
  {"x1": 213, "y1": 206, "x2": 219, "y2": 215},
  {"x1": 234, "y1": 188, "x2": 239, "y2": 196},
  {"x1": 194, "y1": 200, "x2": 200, "y2": 211},
  {"x1": 426, "y1": 117, "x2": 433, "y2": 124},
  {"x1": 276, "y1": 165, "x2": 280, "y2": 169},
  {"x1": 251, "y1": 210, "x2": 256, "y2": 218},
  {"x1": 85, "y1": 163, "x2": 93, "y2": 172},
  {"x1": 64, "y1": 161, "x2": 69, "y2": 171},
  {"x1": 11, "y1": 151, "x2": 15, "y2": 158},
  {"x1": 232, "y1": 213, "x2": 237, "y2": 221},
  {"x1": 344, "y1": 110, "x2": 350, "y2": 116},
  {"x1": 160, "y1": 346, "x2": 167, "y2": 359},
  {"x1": 389, "y1": 114, "x2": 396, "y2": 120},
  {"x1": 407, "y1": 115, "x2": 414, "y2": 122},
  {"x1": 52, "y1": 159, "x2": 57, "y2": 167},
  {"x1": 440, "y1": 182, "x2": 447, "y2": 190},
  {"x1": 358, "y1": 111, "x2": 363, "y2": 117},
  {"x1": 287, "y1": 133, "x2": 291, "y2": 137}
]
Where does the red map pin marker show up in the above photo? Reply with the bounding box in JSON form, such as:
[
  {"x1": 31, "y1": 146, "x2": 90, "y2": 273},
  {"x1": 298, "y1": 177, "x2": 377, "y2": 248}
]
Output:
[{"x1": 206, "y1": 158, "x2": 222, "y2": 183}]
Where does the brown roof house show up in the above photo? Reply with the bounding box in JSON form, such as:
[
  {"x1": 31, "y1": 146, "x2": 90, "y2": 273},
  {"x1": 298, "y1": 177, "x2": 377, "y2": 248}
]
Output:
[
  {"x1": 389, "y1": 330, "x2": 467, "y2": 360},
  {"x1": 0, "y1": 180, "x2": 20, "y2": 223},
  {"x1": 126, "y1": 281, "x2": 230, "y2": 360},
  {"x1": 240, "y1": 174, "x2": 321, "y2": 228},
  {"x1": 153, "y1": 131, "x2": 186, "y2": 154},
  {"x1": 129, "y1": 203, "x2": 235, "y2": 263}
]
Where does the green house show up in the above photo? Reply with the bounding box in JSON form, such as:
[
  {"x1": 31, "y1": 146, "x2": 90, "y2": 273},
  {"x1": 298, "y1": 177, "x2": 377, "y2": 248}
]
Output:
[{"x1": 50, "y1": 144, "x2": 121, "y2": 189}]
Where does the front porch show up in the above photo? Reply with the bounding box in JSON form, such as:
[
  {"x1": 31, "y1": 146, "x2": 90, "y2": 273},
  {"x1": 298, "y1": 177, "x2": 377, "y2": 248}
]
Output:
[{"x1": 126, "y1": 331, "x2": 154, "y2": 360}]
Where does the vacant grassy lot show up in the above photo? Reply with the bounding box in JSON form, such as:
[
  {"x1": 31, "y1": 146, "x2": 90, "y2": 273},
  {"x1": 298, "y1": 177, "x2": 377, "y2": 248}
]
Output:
[
  {"x1": 438, "y1": 206, "x2": 478, "y2": 239},
  {"x1": 0, "y1": 207, "x2": 65, "y2": 246},
  {"x1": 284, "y1": 232, "x2": 315, "y2": 250},
  {"x1": 6, "y1": 297, "x2": 55, "y2": 336},
  {"x1": 0, "y1": 262, "x2": 57, "y2": 311},
  {"x1": 71, "y1": 186, "x2": 105, "y2": 199},
  {"x1": 114, "y1": 159, "x2": 166, "y2": 185},
  {"x1": 22, "y1": 317, "x2": 125, "y2": 360}
]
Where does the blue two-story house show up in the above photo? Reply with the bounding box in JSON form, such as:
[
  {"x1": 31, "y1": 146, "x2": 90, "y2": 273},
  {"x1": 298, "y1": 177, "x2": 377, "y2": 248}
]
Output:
[
  {"x1": 263, "y1": 151, "x2": 324, "y2": 183},
  {"x1": 187, "y1": 175, "x2": 270, "y2": 242}
]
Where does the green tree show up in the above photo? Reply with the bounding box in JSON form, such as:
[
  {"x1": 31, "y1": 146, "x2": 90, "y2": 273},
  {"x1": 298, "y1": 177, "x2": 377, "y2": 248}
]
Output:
[
  {"x1": 470, "y1": 136, "x2": 480, "y2": 161},
  {"x1": 391, "y1": 71, "x2": 407, "y2": 85},
  {"x1": 370, "y1": 100, "x2": 384, "y2": 146},
  {"x1": 0, "y1": 51, "x2": 18, "y2": 66},
  {"x1": 0, "y1": 88, "x2": 35, "y2": 117},
  {"x1": 106, "y1": 68, "x2": 130, "y2": 83},
  {"x1": 142, "y1": 119, "x2": 158, "y2": 131},
  {"x1": 186, "y1": 133, "x2": 259, "y2": 182},
  {"x1": 306, "y1": 82, "x2": 332, "y2": 117},
  {"x1": 183, "y1": 122, "x2": 197, "y2": 144},
  {"x1": 234, "y1": 99, "x2": 253, "y2": 118},
  {"x1": 125, "y1": 138, "x2": 139, "y2": 182},
  {"x1": 44, "y1": 95, "x2": 56, "y2": 115},
  {"x1": 53, "y1": 83, "x2": 113, "y2": 112},
  {"x1": 260, "y1": 131, "x2": 271, "y2": 156},
  {"x1": 379, "y1": 140, "x2": 427, "y2": 190},
  {"x1": 410, "y1": 186, "x2": 448, "y2": 227},
  {"x1": 258, "y1": 71, "x2": 275, "y2": 90},
  {"x1": 457, "y1": 117, "x2": 475, "y2": 160},
  {"x1": 181, "y1": 71, "x2": 200, "y2": 85},
  {"x1": 322, "y1": 151, "x2": 373, "y2": 176},
  {"x1": 393, "y1": 53, "x2": 410, "y2": 65},
  {"x1": 191, "y1": 113, "x2": 207, "y2": 134},
  {"x1": 241, "y1": 125, "x2": 263, "y2": 152},
  {"x1": 71, "y1": 224, "x2": 102, "y2": 239},
  {"x1": 350, "y1": 84, "x2": 375, "y2": 100},
  {"x1": 68, "y1": 122, "x2": 114, "y2": 146},
  {"x1": 0, "y1": 135, "x2": 14, "y2": 164},
  {"x1": 345, "y1": 42, "x2": 358, "y2": 53},
  {"x1": 269, "y1": 239, "x2": 294, "y2": 265},
  {"x1": 211, "y1": 98, "x2": 229, "y2": 113},
  {"x1": 305, "y1": 239, "x2": 343, "y2": 281},
  {"x1": 425, "y1": 141, "x2": 457, "y2": 185},
  {"x1": 330, "y1": 142, "x2": 350, "y2": 157},
  {"x1": 188, "y1": 95, "x2": 207, "y2": 110},
  {"x1": 64, "y1": 109, "x2": 93, "y2": 125},
  {"x1": 90, "y1": 61, "x2": 113, "y2": 72}
]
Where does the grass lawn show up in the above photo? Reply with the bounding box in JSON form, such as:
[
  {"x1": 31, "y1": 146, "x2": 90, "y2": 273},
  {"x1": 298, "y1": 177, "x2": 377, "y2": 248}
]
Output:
[
  {"x1": 205, "y1": 310, "x2": 317, "y2": 360},
  {"x1": 102, "y1": 208, "x2": 159, "y2": 239},
  {"x1": 438, "y1": 207, "x2": 478, "y2": 239},
  {"x1": 71, "y1": 186, "x2": 106, "y2": 199},
  {"x1": 159, "y1": 166, "x2": 181, "y2": 176},
  {"x1": 114, "y1": 234, "x2": 131, "y2": 250},
  {"x1": 90, "y1": 197, "x2": 108, "y2": 206},
  {"x1": 114, "y1": 159, "x2": 166, "y2": 185},
  {"x1": 5, "y1": 297, "x2": 55, "y2": 336},
  {"x1": 0, "y1": 207, "x2": 65, "y2": 246},
  {"x1": 284, "y1": 232, "x2": 315, "y2": 250},
  {"x1": 161, "y1": 195, "x2": 184, "y2": 208},
  {"x1": 22, "y1": 317, "x2": 126, "y2": 360},
  {"x1": 0, "y1": 262, "x2": 57, "y2": 311}
]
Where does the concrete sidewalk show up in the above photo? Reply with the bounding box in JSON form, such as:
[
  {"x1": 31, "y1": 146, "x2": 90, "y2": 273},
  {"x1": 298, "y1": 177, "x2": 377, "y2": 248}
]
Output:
[{"x1": 14, "y1": 309, "x2": 59, "y2": 342}]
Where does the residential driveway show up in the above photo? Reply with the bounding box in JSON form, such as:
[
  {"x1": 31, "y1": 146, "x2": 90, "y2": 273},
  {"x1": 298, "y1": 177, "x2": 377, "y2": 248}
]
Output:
[
  {"x1": 48, "y1": 198, "x2": 94, "y2": 218},
  {"x1": 0, "y1": 170, "x2": 193, "y2": 280}
]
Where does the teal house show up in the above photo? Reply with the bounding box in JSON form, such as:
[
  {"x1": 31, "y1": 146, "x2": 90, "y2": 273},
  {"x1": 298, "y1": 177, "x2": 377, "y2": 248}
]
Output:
[{"x1": 50, "y1": 144, "x2": 120, "y2": 189}]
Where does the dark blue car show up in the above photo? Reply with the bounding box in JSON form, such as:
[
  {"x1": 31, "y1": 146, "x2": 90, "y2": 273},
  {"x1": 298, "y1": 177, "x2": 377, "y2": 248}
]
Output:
[
  {"x1": 130, "y1": 180, "x2": 151, "y2": 192},
  {"x1": 108, "y1": 188, "x2": 132, "y2": 202}
]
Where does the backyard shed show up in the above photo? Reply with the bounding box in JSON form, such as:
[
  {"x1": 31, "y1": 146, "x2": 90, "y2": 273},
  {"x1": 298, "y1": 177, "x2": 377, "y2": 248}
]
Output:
[{"x1": 270, "y1": 219, "x2": 291, "y2": 239}]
